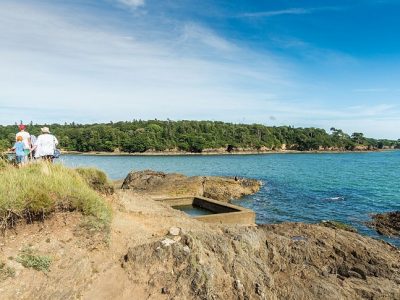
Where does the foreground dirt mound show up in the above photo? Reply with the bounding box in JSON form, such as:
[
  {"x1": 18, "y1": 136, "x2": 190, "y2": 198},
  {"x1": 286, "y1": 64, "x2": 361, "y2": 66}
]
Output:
[
  {"x1": 367, "y1": 211, "x2": 400, "y2": 237},
  {"x1": 123, "y1": 223, "x2": 400, "y2": 300},
  {"x1": 121, "y1": 170, "x2": 261, "y2": 201}
]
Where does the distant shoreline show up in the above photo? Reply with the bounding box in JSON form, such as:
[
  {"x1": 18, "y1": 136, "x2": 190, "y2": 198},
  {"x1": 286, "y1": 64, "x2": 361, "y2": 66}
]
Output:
[{"x1": 59, "y1": 149, "x2": 398, "y2": 157}]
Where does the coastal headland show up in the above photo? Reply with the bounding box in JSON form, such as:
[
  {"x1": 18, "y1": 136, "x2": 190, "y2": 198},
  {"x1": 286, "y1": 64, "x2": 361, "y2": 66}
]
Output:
[
  {"x1": 1, "y1": 120, "x2": 399, "y2": 156},
  {"x1": 0, "y1": 163, "x2": 399, "y2": 299},
  {"x1": 60, "y1": 148, "x2": 398, "y2": 156}
]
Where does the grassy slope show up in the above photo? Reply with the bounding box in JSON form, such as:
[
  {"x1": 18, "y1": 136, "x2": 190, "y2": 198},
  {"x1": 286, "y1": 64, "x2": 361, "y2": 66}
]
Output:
[{"x1": 0, "y1": 162, "x2": 112, "y2": 230}]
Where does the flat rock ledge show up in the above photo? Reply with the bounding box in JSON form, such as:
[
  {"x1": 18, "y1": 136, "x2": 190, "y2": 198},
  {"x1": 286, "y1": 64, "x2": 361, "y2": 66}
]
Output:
[
  {"x1": 121, "y1": 170, "x2": 261, "y2": 202},
  {"x1": 367, "y1": 211, "x2": 400, "y2": 237}
]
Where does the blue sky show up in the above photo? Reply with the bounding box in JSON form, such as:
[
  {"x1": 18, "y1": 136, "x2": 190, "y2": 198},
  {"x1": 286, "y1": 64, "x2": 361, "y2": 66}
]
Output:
[{"x1": 0, "y1": 0, "x2": 399, "y2": 138}]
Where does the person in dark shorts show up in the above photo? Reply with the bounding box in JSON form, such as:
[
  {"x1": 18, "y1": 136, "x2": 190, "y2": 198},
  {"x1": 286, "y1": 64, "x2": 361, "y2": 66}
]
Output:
[{"x1": 11, "y1": 136, "x2": 27, "y2": 166}]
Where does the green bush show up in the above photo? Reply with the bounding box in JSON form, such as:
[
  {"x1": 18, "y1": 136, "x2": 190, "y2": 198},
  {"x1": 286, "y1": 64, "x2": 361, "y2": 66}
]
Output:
[
  {"x1": 0, "y1": 163, "x2": 112, "y2": 230},
  {"x1": 16, "y1": 248, "x2": 52, "y2": 272}
]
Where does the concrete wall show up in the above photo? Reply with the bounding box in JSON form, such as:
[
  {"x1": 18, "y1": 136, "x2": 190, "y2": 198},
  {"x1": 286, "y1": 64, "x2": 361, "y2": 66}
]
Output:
[{"x1": 195, "y1": 211, "x2": 255, "y2": 225}]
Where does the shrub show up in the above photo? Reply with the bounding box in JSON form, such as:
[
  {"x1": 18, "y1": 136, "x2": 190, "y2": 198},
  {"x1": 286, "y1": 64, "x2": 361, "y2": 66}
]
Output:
[
  {"x1": 0, "y1": 163, "x2": 112, "y2": 230},
  {"x1": 16, "y1": 248, "x2": 52, "y2": 272},
  {"x1": 75, "y1": 167, "x2": 114, "y2": 195}
]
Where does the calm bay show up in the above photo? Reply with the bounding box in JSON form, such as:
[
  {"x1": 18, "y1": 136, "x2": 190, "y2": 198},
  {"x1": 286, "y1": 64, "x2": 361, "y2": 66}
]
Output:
[{"x1": 61, "y1": 151, "x2": 400, "y2": 246}]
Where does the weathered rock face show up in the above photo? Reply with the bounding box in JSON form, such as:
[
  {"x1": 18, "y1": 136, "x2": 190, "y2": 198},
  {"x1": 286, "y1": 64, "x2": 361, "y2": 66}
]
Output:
[
  {"x1": 121, "y1": 170, "x2": 261, "y2": 201},
  {"x1": 367, "y1": 211, "x2": 400, "y2": 237},
  {"x1": 122, "y1": 223, "x2": 400, "y2": 300}
]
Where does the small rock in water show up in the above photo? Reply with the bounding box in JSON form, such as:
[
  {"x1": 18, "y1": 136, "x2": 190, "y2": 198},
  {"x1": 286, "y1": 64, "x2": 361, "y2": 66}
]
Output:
[
  {"x1": 161, "y1": 238, "x2": 176, "y2": 247},
  {"x1": 169, "y1": 227, "x2": 181, "y2": 236}
]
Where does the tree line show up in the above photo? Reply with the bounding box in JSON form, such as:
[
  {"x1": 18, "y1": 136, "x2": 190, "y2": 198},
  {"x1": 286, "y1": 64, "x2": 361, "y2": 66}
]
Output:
[{"x1": 0, "y1": 120, "x2": 399, "y2": 153}]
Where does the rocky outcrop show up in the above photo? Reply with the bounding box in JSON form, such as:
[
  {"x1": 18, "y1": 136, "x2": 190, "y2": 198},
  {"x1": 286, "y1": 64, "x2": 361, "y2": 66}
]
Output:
[
  {"x1": 121, "y1": 170, "x2": 261, "y2": 201},
  {"x1": 122, "y1": 222, "x2": 400, "y2": 300},
  {"x1": 367, "y1": 211, "x2": 400, "y2": 237}
]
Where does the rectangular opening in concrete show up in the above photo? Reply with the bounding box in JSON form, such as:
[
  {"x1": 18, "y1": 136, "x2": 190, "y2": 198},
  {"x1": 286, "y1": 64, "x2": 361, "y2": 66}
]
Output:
[
  {"x1": 154, "y1": 196, "x2": 255, "y2": 225},
  {"x1": 172, "y1": 204, "x2": 216, "y2": 217}
]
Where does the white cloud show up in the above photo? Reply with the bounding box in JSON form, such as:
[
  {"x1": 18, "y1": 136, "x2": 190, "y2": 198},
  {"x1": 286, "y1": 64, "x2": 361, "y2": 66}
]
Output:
[
  {"x1": 117, "y1": 0, "x2": 145, "y2": 9},
  {"x1": 240, "y1": 8, "x2": 311, "y2": 18},
  {"x1": 238, "y1": 7, "x2": 342, "y2": 18},
  {"x1": 181, "y1": 23, "x2": 235, "y2": 52}
]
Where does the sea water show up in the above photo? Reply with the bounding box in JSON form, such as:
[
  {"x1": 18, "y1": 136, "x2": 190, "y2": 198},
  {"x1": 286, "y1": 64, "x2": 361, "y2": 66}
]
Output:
[{"x1": 61, "y1": 151, "x2": 400, "y2": 246}]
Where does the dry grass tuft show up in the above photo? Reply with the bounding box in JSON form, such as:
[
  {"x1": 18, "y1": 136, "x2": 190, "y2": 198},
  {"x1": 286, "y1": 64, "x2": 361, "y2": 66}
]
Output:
[{"x1": 0, "y1": 162, "x2": 112, "y2": 231}]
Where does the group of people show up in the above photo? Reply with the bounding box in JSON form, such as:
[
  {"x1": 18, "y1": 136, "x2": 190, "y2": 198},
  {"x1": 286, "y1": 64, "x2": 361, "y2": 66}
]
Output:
[{"x1": 11, "y1": 124, "x2": 59, "y2": 165}]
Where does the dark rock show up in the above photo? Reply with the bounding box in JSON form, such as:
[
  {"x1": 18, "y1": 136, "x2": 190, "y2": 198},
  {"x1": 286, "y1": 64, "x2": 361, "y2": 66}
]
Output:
[
  {"x1": 334, "y1": 246, "x2": 346, "y2": 259},
  {"x1": 320, "y1": 221, "x2": 357, "y2": 232},
  {"x1": 351, "y1": 267, "x2": 367, "y2": 280},
  {"x1": 337, "y1": 264, "x2": 350, "y2": 277},
  {"x1": 337, "y1": 274, "x2": 346, "y2": 281},
  {"x1": 348, "y1": 270, "x2": 364, "y2": 280},
  {"x1": 255, "y1": 283, "x2": 263, "y2": 295},
  {"x1": 366, "y1": 211, "x2": 400, "y2": 237},
  {"x1": 351, "y1": 250, "x2": 359, "y2": 258}
]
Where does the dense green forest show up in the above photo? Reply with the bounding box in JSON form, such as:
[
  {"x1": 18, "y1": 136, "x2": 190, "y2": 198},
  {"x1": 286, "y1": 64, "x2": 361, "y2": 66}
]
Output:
[{"x1": 0, "y1": 120, "x2": 399, "y2": 153}]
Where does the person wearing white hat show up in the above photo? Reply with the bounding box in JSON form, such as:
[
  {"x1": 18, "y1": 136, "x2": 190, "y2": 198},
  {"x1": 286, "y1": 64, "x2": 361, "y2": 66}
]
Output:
[{"x1": 32, "y1": 127, "x2": 59, "y2": 162}]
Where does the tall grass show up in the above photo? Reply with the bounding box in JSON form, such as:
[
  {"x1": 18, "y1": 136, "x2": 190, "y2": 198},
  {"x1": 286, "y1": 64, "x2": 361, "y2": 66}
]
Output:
[{"x1": 0, "y1": 163, "x2": 112, "y2": 230}]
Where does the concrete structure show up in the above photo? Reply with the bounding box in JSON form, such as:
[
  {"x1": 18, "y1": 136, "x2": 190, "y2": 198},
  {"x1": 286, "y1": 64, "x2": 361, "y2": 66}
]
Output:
[{"x1": 154, "y1": 196, "x2": 256, "y2": 225}]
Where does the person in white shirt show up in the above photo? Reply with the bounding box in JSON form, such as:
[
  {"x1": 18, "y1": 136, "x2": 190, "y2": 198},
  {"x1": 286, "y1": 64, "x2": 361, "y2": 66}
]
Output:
[
  {"x1": 33, "y1": 127, "x2": 59, "y2": 162},
  {"x1": 15, "y1": 124, "x2": 31, "y2": 162}
]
